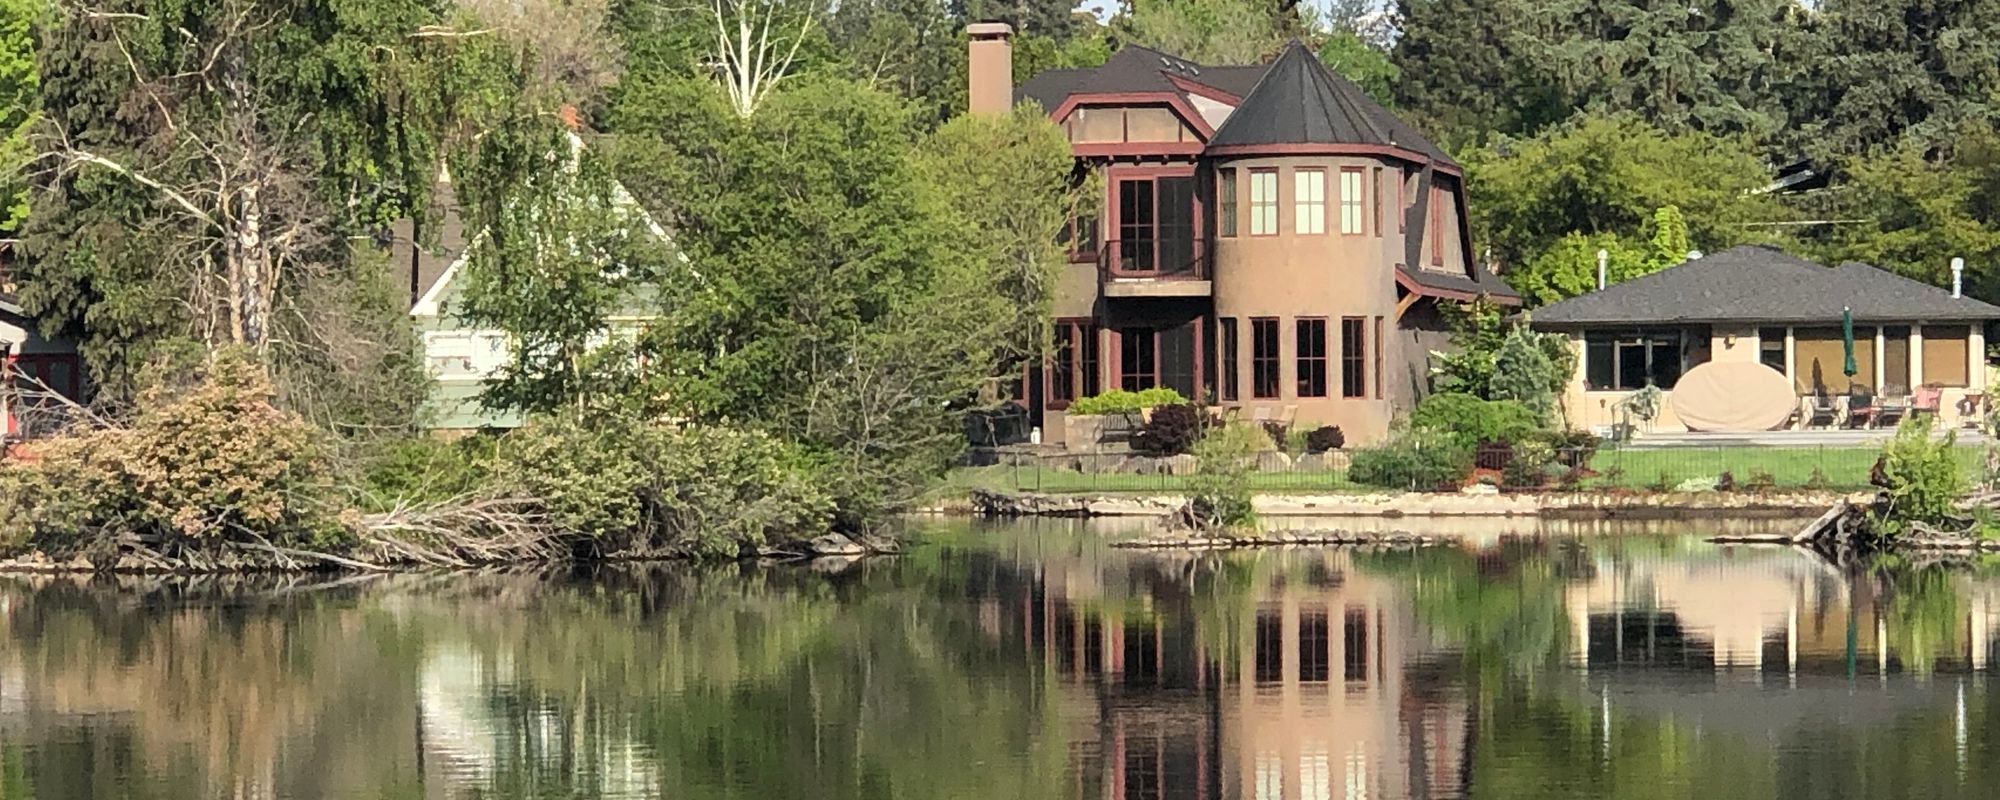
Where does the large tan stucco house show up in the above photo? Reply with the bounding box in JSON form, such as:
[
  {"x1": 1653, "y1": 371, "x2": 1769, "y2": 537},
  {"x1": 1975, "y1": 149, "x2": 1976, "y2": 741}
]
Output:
[
  {"x1": 967, "y1": 26, "x2": 1519, "y2": 446},
  {"x1": 1529, "y1": 245, "x2": 2000, "y2": 434}
]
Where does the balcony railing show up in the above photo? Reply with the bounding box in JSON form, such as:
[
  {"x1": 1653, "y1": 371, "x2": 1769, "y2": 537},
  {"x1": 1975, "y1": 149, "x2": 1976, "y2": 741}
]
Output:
[{"x1": 1098, "y1": 238, "x2": 1208, "y2": 282}]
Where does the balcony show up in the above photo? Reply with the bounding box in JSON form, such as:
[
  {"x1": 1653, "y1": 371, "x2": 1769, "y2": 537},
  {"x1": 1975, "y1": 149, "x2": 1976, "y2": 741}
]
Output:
[{"x1": 1098, "y1": 238, "x2": 1212, "y2": 299}]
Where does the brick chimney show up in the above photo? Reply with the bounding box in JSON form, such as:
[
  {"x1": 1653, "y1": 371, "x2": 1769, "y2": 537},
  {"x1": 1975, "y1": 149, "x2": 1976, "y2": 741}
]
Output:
[{"x1": 967, "y1": 22, "x2": 1014, "y2": 116}]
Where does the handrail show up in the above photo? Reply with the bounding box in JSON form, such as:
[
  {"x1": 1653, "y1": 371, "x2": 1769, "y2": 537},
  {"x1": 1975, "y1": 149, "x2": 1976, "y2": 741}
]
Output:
[{"x1": 1097, "y1": 238, "x2": 1208, "y2": 281}]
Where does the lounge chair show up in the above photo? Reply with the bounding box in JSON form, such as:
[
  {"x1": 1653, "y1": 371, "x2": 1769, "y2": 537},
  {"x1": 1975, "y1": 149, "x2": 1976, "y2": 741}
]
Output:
[{"x1": 1805, "y1": 392, "x2": 1838, "y2": 429}]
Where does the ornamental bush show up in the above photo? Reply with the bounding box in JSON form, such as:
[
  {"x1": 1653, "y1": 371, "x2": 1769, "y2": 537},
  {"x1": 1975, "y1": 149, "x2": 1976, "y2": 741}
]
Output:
[
  {"x1": 0, "y1": 352, "x2": 348, "y2": 557},
  {"x1": 1347, "y1": 430, "x2": 1474, "y2": 491},
  {"x1": 1871, "y1": 416, "x2": 1966, "y2": 538},
  {"x1": 1134, "y1": 402, "x2": 1209, "y2": 456},
  {"x1": 1186, "y1": 423, "x2": 1270, "y2": 530},
  {"x1": 497, "y1": 414, "x2": 834, "y2": 558},
  {"x1": 1304, "y1": 425, "x2": 1346, "y2": 453},
  {"x1": 1068, "y1": 387, "x2": 1187, "y2": 416},
  {"x1": 1409, "y1": 392, "x2": 1539, "y2": 448}
]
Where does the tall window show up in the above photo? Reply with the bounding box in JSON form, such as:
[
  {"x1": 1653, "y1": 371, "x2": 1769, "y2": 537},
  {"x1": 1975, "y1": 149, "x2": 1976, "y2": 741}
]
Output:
[
  {"x1": 1048, "y1": 320, "x2": 1098, "y2": 408},
  {"x1": 1255, "y1": 608, "x2": 1283, "y2": 684},
  {"x1": 1120, "y1": 328, "x2": 1157, "y2": 391},
  {"x1": 1296, "y1": 319, "x2": 1328, "y2": 397},
  {"x1": 1429, "y1": 188, "x2": 1446, "y2": 266},
  {"x1": 1220, "y1": 318, "x2": 1240, "y2": 401},
  {"x1": 1340, "y1": 167, "x2": 1365, "y2": 235},
  {"x1": 1300, "y1": 609, "x2": 1330, "y2": 682},
  {"x1": 1251, "y1": 318, "x2": 1280, "y2": 399},
  {"x1": 1218, "y1": 168, "x2": 1238, "y2": 238},
  {"x1": 1249, "y1": 169, "x2": 1278, "y2": 236},
  {"x1": 1295, "y1": 169, "x2": 1327, "y2": 235},
  {"x1": 1060, "y1": 199, "x2": 1099, "y2": 262},
  {"x1": 1343, "y1": 607, "x2": 1369, "y2": 682},
  {"x1": 1341, "y1": 318, "x2": 1367, "y2": 398},
  {"x1": 1584, "y1": 331, "x2": 1683, "y2": 391}
]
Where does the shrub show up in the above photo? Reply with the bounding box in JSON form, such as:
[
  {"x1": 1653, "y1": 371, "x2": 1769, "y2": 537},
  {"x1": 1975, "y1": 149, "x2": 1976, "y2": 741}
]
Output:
[
  {"x1": 1871, "y1": 416, "x2": 1967, "y2": 537},
  {"x1": 498, "y1": 415, "x2": 834, "y2": 558},
  {"x1": 1743, "y1": 469, "x2": 1777, "y2": 492},
  {"x1": 1410, "y1": 393, "x2": 1539, "y2": 448},
  {"x1": 1133, "y1": 403, "x2": 1208, "y2": 456},
  {"x1": 1489, "y1": 324, "x2": 1559, "y2": 426},
  {"x1": 1501, "y1": 439, "x2": 1557, "y2": 488},
  {"x1": 1347, "y1": 430, "x2": 1473, "y2": 491},
  {"x1": 1186, "y1": 423, "x2": 1270, "y2": 530},
  {"x1": 1304, "y1": 425, "x2": 1346, "y2": 453},
  {"x1": 358, "y1": 435, "x2": 500, "y2": 510},
  {"x1": 0, "y1": 352, "x2": 348, "y2": 556},
  {"x1": 1068, "y1": 388, "x2": 1187, "y2": 416}
]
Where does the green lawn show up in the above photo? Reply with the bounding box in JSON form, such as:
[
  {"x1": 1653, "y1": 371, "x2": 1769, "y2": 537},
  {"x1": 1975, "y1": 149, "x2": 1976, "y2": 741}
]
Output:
[{"x1": 949, "y1": 445, "x2": 1990, "y2": 495}]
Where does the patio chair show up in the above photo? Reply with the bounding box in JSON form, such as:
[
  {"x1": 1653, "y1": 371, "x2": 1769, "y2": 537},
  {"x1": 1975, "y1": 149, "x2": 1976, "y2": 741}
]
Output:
[
  {"x1": 1874, "y1": 385, "x2": 1911, "y2": 429},
  {"x1": 1913, "y1": 384, "x2": 1944, "y2": 419},
  {"x1": 1845, "y1": 386, "x2": 1876, "y2": 430},
  {"x1": 1959, "y1": 392, "x2": 1988, "y2": 429},
  {"x1": 1805, "y1": 392, "x2": 1838, "y2": 429}
]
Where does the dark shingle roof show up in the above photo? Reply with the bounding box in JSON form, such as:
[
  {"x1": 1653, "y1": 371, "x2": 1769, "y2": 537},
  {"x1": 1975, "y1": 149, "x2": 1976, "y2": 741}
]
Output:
[
  {"x1": 1528, "y1": 245, "x2": 2000, "y2": 327},
  {"x1": 390, "y1": 181, "x2": 467, "y2": 309},
  {"x1": 1206, "y1": 41, "x2": 1455, "y2": 167},
  {"x1": 1016, "y1": 46, "x2": 1269, "y2": 112}
]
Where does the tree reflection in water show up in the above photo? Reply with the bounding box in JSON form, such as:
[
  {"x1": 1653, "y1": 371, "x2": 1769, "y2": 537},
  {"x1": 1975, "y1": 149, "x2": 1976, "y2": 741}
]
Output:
[{"x1": 2, "y1": 521, "x2": 2000, "y2": 799}]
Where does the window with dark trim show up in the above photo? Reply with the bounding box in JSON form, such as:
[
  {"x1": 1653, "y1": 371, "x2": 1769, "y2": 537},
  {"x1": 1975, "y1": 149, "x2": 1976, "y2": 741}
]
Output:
[
  {"x1": 1297, "y1": 318, "x2": 1328, "y2": 397},
  {"x1": 1218, "y1": 168, "x2": 1238, "y2": 238},
  {"x1": 1343, "y1": 606, "x2": 1369, "y2": 682},
  {"x1": 1584, "y1": 330, "x2": 1684, "y2": 391},
  {"x1": 1251, "y1": 318, "x2": 1280, "y2": 399},
  {"x1": 1220, "y1": 318, "x2": 1240, "y2": 401},
  {"x1": 1300, "y1": 609, "x2": 1330, "y2": 683},
  {"x1": 1120, "y1": 327, "x2": 1158, "y2": 391},
  {"x1": 1758, "y1": 327, "x2": 1787, "y2": 373},
  {"x1": 1048, "y1": 319, "x2": 1099, "y2": 408},
  {"x1": 1341, "y1": 318, "x2": 1367, "y2": 398},
  {"x1": 1062, "y1": 207, "x2": 1099, "y2": 262}
]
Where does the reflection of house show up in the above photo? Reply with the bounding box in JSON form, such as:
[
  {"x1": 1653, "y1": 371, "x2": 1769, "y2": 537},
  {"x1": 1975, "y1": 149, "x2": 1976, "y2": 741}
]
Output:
[
  {"x1": 966, "y1": 26, "x2": 1518, "y2": 447},
  {"x1": 971, "y1": 547, "x2": 1469, "y2": 800},
  {"x1": 1531, "y1": 245, "x2": 2000, "y2": 433}
]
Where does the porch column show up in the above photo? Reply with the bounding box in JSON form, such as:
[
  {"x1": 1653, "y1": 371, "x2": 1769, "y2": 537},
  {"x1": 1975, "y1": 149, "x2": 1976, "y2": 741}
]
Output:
[
  {"x1": 1912, "y1": 327, "x2": 1926, "y2": 387},
  {"x1": 1874, "y1": 327, "x2": 1887, "y2": 391},
  {"x1": 1972, "y1": 326, "x2": 1988, "y2": 392},
  {"x1": 1784, "y1": 328, "x2": 1796, "y2": 385}
]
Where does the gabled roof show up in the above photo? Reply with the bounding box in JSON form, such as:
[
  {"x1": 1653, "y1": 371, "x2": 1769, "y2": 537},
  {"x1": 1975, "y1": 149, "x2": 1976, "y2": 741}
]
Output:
[
  {"x1": 1016, "y1": 46, "x2": 1258, "y2": 111},
  {"x1": 1529, "y1": 245, "x2": 2000, "y2": 327},
  {"x1": 1207, "y1": 41, "x2": 1454, "y2": 167}
]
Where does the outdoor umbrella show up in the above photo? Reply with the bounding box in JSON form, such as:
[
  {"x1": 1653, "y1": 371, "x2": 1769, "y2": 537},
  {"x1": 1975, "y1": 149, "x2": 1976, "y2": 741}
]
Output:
[{"x1": 1842, "y1": 306, "x2": 1857, "y2": 377}]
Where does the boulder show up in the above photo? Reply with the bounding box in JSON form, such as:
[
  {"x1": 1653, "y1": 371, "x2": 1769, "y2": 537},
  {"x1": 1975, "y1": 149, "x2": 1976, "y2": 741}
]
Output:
[
  {"x1": 1255, "y1": 451, "x2": 1294, "y2": 472},
  {"x1": 808, "y1": 533, "x2": 868, "y2": 556},
  {"x1": 1159, "y1": 454, "x2": 1200, "y2": 475},
  {"x1": 1295, "y1": 451, "x2": 1351, "y2": 472}
]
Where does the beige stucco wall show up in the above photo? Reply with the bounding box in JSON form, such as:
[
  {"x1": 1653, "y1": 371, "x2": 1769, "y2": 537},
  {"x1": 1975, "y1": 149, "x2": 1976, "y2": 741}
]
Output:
[
  {"x1": 1560, "y1": 323, "x2": 1991, "y2": 435},
  {"x1": 1210, "y1": 155, "x2": 1434, "y2": 446}
]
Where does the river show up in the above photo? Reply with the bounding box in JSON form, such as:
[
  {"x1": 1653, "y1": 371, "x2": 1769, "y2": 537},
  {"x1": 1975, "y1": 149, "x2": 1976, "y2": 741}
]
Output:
[{"x1": 1, "y1": 516, "x2": 1998, "y2": 799}]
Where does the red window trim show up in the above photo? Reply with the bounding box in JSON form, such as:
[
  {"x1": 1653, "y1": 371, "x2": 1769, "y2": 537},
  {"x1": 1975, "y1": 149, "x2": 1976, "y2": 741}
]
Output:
[
  {"x1": 1045, "y1": 318, "x2": 1098, "y2": 411},
  {"x1": 1371, "y1": 167, "x2": 1382, "y2": 238},
  {"x1": 1341, "y1": 317, "x2": 1368, "y2": 398},
  {"x1": 1398, "y1": 170, "x2": 1407, "y2": 234},
  {"x1": 1217, "y1": 167, "x2": 1238, "y2": 239},
  {"x1": 1372, "y1": 316, "x2": 1385, "y2": 400},
  {"x1": 1219, "y1": 317, "x2": 1240, "y2": 401},
  {"x1": 1248, "y1": 168, "x2": 1279, "y2": 238}
]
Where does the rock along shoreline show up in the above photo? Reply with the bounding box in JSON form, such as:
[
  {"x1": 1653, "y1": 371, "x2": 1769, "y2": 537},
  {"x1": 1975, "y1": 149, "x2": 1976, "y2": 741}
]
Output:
[{"x1": 951, "y1": 489, "x2": 1875, "y2": 520}]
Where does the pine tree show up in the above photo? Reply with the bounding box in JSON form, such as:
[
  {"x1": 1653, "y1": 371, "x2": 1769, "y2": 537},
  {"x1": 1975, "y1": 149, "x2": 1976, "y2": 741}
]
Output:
[{"x1": 1489, "y1": 324, "x2": 1558, "y2": 427}]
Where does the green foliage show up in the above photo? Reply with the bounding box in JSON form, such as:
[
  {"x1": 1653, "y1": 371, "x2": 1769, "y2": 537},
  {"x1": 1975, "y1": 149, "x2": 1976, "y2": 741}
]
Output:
[
  {"x1": 1316, "y1": 31, "x2": 1398, "y2": 108},
  {"x1": 1488, "y1": 325, "x2": 1558, "y2": 426},
  {"x1": 0, "y1": 352, "x2": 347, "y2": 556},
  {"x1": 0, "y1": 0, "x2": 40, "y2": 238},
  {"x1": 1829, "y1": 122, "x2": 2000, "y2": 304},
  {"x1": 1304, "y1": 425, "x2": 1346, "y2": 453},
  {"x1": 496, "y1": 415, "x2": 834, "y2": 558},
  {"x1": 1409, "y1": 392, "x2": 1538, "y2": 448},
  {"x1": 458, "y1": 119, "x2": 670, "y2": 418},
  {"x1": 1463, "y1": 113, "x2": 1778, "y2": 278},
  {"x1": 1118, "y1": 0, "x2": 1297, "y2": 65},
  {"x1": 1186, "y1": 423, "x2": 1268, "y2": 530},
  {"x1": 1068, "y1": 387, "x2": 1188, "y2": 416},
  {"x1": 1347, "y1": 429, "x2": 1473, "y2": 491},
  {"x1": 357, "y1": 435, "x2": 500, "y2": 510},
  {"x1": 1433, "y1": 297, "x2": 1508, "y2": 395},
  {"x1": 1806, "y1": 0, "x2": 2000, "y2": 160},
  {"x1": 1872, "y1": 417, "x2": 1969, "y2": 538}
]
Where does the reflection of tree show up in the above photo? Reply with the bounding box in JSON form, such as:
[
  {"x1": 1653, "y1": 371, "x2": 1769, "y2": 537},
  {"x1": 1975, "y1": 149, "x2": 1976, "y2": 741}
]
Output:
[
  {"x1": 1872, "y1": 560, "x2": 1969, "y2": 675},
  {"x1": 1355, "y1": 543, "x2": 1572, "y2": 682}
]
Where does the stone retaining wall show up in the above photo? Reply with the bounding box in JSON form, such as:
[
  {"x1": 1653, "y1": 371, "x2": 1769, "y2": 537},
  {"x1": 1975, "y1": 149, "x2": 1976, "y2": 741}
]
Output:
[{"x1": 957, "y1": 489, "x2": 1871, "y2": 519}]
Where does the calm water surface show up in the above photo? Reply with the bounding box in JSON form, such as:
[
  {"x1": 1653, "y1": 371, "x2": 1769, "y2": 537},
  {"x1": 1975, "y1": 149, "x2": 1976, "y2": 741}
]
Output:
[{"x1": 3, "y1": 517, "x2": 1999, "y2": 799}]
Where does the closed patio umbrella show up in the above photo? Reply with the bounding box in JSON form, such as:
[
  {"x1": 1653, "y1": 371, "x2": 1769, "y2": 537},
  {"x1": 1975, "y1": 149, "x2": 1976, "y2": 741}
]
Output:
[{"x1": 1842, "y1": 306, "x2": 1857, "y2": 377}]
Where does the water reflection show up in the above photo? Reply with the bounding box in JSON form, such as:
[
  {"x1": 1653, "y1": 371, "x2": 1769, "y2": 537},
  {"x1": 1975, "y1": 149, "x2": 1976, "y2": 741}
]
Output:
[{"x1": 4, "y1": 519, "x2": 2000, "y2": 798}]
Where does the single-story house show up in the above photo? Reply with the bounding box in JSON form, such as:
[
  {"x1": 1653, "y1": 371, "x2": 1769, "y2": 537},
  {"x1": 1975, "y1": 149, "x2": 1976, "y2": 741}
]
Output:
[
  {"x1": 0, "y1": 295, "x2": 85, "y2": 439},
  {"x1": 1529, "y1": 245, "x2": 2000, "y2": 434}
]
